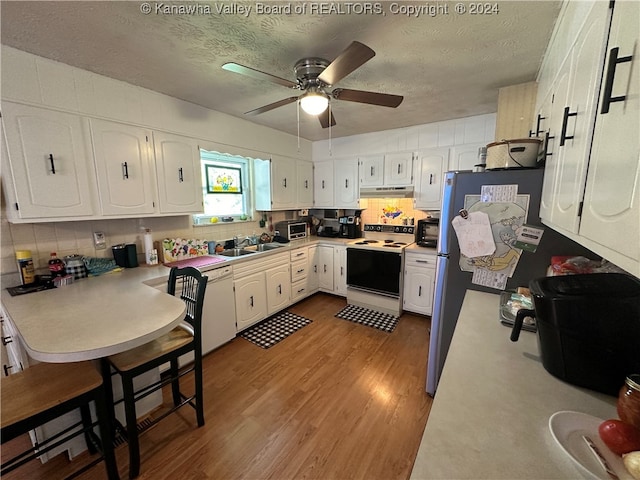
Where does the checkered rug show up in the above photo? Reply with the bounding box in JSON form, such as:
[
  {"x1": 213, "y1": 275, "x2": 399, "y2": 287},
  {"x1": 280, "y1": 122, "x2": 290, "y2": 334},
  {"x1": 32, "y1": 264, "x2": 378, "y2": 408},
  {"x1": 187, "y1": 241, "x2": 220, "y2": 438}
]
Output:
[
  {"x1": 240, "y1": 311, "x2": 312, "y2": 349},
  {"x1": 335, "y1": 304, "x2": 399, "y2": 333}
]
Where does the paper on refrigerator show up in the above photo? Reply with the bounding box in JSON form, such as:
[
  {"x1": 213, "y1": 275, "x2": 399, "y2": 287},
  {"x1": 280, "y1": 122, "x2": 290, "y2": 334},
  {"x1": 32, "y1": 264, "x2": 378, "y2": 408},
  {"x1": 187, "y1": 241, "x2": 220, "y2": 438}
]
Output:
[{"x1": 451, "y1": 211, "x2": 496, "y2": 258}]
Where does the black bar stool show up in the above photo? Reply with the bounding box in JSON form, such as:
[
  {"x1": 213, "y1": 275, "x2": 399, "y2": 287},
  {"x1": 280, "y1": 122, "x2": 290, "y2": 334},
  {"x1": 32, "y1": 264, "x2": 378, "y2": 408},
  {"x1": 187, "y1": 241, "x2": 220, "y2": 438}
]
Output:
[
  {"x1": 1, "y1": 361, "x2": 119, "y2": 479},
  {"x1": 106, "y1": 266, "x2": 207, "y2": 479}
]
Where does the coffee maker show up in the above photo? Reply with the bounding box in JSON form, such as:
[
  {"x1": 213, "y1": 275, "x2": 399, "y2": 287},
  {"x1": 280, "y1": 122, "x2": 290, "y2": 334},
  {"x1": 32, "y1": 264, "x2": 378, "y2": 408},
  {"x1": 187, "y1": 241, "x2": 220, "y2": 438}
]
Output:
[{"x1": 338, "y1": 216, "x2": 362, "y2": 239}]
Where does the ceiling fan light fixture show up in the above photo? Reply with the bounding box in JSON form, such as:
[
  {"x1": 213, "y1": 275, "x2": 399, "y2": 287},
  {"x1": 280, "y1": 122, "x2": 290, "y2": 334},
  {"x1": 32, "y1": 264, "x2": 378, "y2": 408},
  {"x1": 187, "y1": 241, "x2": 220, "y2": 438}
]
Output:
[{"x1": 299, "y1": 90, "x2": 329, "y2": 115}]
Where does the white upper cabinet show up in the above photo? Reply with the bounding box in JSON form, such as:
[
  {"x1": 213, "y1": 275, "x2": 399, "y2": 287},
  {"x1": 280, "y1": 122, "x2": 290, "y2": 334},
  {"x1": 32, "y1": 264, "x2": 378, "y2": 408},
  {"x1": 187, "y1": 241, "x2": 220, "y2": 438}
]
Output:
[
  {"x1": 537, "y1": 0, "x2": 639, "y2": 276},
  {"x1": 254, "y1": 156, "x2": 306, "y2": 211},
  {"x1": 413, "y1": 147, "x2": 449, "y2": 211},
  {"x1": 383, "y1": 152, "x2": 413, "y2": 186},
  {"x1": 334, "y1": 157, "x2": 360, "y2": 208},
  {"x1": 296, "y1": 160, "x2": 314, "y2": 208},
  {"x1": 313, "y1": 160, "x2": 334, "y2": 207},
  {"x1": 541, "y1": 0, "x2": 610, "y2": 233},
  {"x1": 359, "y1": 152, "x2": 413, "y2": 187},
  {"x1": 579, "y1": 0, "x2": 639, "y2": 274},
  {"x1": 91, "y1": 118, "x2": 156, "y2": 216},
  {"x1": 359, "y1": 155, "x2": 384, "y2": 187},
  {"x1": 1, "y1": 103, "x2": 97, "y2": 220},
  {"x1": 448, "y1": 143, "x2": 484, "y2": 171},
  {"x1": 153, "y1": 131, "x2": 203, "y2": 214}
]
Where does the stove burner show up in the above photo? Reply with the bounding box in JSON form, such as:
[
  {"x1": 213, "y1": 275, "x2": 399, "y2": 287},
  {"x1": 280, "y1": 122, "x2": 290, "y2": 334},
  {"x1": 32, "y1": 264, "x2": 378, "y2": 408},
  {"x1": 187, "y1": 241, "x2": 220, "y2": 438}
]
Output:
[{"x1": 383, "y1": 243, "x2": 403, "y2": 248}]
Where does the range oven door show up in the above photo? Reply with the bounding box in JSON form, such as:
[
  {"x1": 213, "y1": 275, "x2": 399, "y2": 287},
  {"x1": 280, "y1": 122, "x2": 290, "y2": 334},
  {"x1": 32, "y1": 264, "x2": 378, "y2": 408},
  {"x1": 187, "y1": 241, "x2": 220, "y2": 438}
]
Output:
[{"x1": 346, "y1": 248, "x2": 402, "y2": 297}]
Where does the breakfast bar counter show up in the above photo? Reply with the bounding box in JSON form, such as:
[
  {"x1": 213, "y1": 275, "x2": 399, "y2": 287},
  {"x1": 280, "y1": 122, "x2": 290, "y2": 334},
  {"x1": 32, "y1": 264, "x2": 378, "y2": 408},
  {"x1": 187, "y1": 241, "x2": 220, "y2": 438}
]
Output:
[
  {"x1": 410, "y1": 290, "x2": 618, "y2": 479},
  {"x1": 1, "y1": 265, "x2": 185, "y2": 362}
]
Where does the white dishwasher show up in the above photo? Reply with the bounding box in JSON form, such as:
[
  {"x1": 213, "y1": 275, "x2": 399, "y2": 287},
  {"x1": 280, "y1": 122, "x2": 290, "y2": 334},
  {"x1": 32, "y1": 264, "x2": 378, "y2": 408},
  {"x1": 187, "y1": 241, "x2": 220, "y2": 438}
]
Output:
[{"x1": 166, "y1": 265, "x2": 237, "y2": 367}]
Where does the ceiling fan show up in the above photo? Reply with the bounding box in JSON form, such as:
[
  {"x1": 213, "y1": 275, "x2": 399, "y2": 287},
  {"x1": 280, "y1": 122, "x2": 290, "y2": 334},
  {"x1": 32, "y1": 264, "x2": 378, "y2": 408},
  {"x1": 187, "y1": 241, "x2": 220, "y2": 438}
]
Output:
[{"x1": 221, "y1": 41, "x2": 404, "y2": 128}]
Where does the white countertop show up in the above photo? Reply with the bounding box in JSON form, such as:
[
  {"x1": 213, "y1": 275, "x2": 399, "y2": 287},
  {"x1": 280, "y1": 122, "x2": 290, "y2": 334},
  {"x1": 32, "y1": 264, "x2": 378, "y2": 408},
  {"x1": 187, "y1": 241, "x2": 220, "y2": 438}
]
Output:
[
  {"x1": 1, "y1": 265, "x2": 185, "y2": 362},
  {"x1": 410, "y1": 290, "x2": 617, "y2": 479}
]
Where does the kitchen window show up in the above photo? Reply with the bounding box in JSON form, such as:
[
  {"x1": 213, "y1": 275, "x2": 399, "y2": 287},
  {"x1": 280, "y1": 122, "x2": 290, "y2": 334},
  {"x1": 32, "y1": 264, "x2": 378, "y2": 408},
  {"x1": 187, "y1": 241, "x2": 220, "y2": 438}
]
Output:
[{"x1": 193, "y1": 150, "x2": 253, "y2": 224}]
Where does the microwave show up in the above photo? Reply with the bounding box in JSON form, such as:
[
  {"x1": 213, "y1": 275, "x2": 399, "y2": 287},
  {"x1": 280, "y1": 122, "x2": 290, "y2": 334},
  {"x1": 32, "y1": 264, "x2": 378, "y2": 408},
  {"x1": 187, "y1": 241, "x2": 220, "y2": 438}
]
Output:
[{"x1": 275, "y1": 221, "x2": 307, "y2": 240}]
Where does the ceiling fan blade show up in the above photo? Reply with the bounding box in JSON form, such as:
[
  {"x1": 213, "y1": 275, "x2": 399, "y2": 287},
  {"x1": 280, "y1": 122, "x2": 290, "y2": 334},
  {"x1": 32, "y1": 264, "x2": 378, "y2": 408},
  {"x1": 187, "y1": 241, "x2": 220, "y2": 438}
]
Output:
[
  {"x1": 318, "y1": 110, "x2": 336, "y2": 129},
  {"x1": 245, "y1": 97, "x2": 299, "y2": 116},
  {"x1": 332, "y1": 88, "x2": 403, "y2": 108},
  {"x1": 222, "y1": 63, "x2": 298, "y2": 89},
  {"x1": 317, "y1": 41, "x2": 375, "y2": 86}
]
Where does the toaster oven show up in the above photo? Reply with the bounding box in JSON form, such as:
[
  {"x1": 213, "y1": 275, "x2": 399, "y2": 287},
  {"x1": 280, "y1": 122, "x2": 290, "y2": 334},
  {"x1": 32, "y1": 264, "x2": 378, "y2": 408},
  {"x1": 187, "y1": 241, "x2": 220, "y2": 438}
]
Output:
[{"x1": 275, "y1": 221, "x2": 307, "y2": 240}]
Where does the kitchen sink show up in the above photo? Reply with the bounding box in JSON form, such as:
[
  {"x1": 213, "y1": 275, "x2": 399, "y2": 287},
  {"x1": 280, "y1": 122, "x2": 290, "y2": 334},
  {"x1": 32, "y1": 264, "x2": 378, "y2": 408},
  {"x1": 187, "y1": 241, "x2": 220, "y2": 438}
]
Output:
[
  {"x1": 219, "y1": 248, "x2": 257, "y2": 257},
  {"x1": 244, "y1": 243, "x2": 284, "y2": 252}
]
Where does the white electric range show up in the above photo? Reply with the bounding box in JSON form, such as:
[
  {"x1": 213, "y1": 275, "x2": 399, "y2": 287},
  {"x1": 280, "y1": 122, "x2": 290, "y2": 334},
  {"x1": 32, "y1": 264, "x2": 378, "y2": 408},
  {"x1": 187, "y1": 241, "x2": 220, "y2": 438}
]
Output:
[{"x1": 346, "y1": 224, "x2": 415, "y2": 317}]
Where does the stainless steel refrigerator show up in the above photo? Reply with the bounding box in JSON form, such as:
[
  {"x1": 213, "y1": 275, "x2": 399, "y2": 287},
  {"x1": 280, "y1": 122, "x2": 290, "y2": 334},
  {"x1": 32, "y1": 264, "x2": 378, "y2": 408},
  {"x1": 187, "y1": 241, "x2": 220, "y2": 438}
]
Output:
[{"x1": 426, "y1": 168, "x2": 595, "y2": 396}]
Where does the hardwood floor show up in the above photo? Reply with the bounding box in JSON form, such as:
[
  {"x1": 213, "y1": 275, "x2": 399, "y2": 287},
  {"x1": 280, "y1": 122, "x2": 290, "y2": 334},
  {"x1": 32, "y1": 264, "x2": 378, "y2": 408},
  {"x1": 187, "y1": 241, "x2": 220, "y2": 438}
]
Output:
[{"x1": 2, "y1": 293, "x2": 433, "y2": 479}]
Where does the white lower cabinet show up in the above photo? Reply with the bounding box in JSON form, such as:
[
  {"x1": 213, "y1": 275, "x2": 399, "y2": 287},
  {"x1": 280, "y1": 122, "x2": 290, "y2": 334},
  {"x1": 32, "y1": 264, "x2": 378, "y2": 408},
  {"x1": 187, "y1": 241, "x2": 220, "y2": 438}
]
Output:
[
  {"x1": 266, "y1": 264, "x2": 291, "y2": 315},
  {"x1": 333, "y1": 245, "x2": 348, "y2": 297},
  {"x1": 290, "y1": 247, "x2": 311, "y2": 303},
  {"x1": 307, "y1": 246, "x2": 320, "y2": 294},
  {"x1": 403, "y1": 251, "x2": 436, "y2": 315},
  {"x1": 318, "y1": 245, "x2": 335, "y2": 292},
  {"x1": 234, "y1": 272, "x2": 268, "y2": 331}
]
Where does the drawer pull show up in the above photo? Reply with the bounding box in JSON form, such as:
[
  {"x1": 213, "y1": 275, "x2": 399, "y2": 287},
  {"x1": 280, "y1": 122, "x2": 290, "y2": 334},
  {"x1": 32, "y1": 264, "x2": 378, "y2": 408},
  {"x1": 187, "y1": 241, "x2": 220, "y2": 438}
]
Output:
[
  {"x1": 297, "y1": 269, "x2": 305, "y2": 273},
  {"x1": 416, "y1": 259, "x2": 429, "y2": 264}
]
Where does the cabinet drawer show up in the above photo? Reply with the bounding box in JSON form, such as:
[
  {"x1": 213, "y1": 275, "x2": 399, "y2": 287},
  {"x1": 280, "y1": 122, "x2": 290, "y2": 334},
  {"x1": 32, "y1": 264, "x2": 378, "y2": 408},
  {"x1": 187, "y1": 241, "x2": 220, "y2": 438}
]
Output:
[
  {"x1": 290, "y1": 248, "x2": 308, "y2": 263},
  {"x1": 291, "y1": 279, "x2": 309, "y2": 303},
  {"x1": 291, "y1": 259, "x2": 308, "y2": 283},
  {"x1": 405, "y1": 253, "x2": 437, "y2": 268}
]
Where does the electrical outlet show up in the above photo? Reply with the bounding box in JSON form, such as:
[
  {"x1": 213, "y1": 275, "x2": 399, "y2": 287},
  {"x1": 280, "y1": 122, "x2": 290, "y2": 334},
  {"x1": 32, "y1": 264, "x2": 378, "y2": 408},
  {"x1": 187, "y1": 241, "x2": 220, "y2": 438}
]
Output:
[{"x1": 93, "y1": 231, "x2": 106, "y2": 250}]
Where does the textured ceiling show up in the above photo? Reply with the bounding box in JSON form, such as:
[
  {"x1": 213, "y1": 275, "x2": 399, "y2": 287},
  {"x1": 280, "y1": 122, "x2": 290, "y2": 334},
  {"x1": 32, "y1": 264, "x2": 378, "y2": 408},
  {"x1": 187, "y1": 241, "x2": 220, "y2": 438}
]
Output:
[{"x1": 0, "y1": 1, "x2": 561, "y2": 141}]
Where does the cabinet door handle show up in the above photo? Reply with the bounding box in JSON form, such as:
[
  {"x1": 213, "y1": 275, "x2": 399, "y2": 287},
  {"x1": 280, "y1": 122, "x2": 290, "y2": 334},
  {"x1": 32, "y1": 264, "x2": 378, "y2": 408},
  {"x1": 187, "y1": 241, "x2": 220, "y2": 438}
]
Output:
[
  {"x1": 345, "y1": 179, "x2": 348, "y2": 188},
  {"x1": 305, "y1": 180, "x2": 308, "y2": 189},
  {"x1": 122, "y1": 162, "x2": 129, "y2": 179},
  {"x1": 429, "y1": 173, "x2": 434, "y2": 185},
  {"x1": 370, "y1": 166, "x2": 374, "y2": 176},
  {"x1": 49, "y1": 153, "x2": 56, "y2": 174},
  {"x1": 249, "y1": 295, "x2": 254, "y2": 307},
  {"x1": 283, "y1": 178, "x2": 287, "y2": 188},
  {"x1": 2, "y1": 336, "x2": 12, "y2": 345},
  {"x1": 340, "y1": 266, "x2": 344, "y2": 276},
  {"x1": 324, "y1": 265, "x2": 327, "y2": 273},
  {"x1": 3, "y1": 364, "x2": 13, "y2": 376},
  {"x1": 559, "y1": 106, "x2": 577, "y2": 146},
  {"x1": 418, "y1": 286, "x2": 422, "y2": 297},
  {"x1": 536, "y1": 114, "x2": 545, "y2": 136},
  {"x1": 178, "y1": 167, "x2": 184, "y2": 183},
  {"x1": 314, "y1": 265, "x2": 317, "y2": 273},
  {"x1": 397, "y1": 164, "x2": 401, "y2": 174},
  {"x1": 278, "y1": 284, "x2": 282, "y2": 294},
  {"x1": 322, "y1": 180, "x2": 325, "y2": 189},
  {"x1": 601, "y1": 47, "x2": 633, "y2": 114}
]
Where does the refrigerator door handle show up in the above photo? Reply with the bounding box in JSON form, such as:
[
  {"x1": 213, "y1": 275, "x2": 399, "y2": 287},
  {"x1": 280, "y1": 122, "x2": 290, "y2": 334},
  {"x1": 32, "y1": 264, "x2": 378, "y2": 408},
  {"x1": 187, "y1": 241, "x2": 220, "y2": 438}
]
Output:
[{"x1": 427, "y1": 254, "x2": 450, "y2": 396}]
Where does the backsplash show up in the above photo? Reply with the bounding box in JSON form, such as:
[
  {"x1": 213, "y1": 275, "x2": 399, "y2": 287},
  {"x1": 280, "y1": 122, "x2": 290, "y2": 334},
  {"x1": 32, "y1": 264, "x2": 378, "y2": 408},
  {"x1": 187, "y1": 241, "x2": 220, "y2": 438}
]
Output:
[{"x1": 360, "y1": 198, "x2": 434, "y2": 226}]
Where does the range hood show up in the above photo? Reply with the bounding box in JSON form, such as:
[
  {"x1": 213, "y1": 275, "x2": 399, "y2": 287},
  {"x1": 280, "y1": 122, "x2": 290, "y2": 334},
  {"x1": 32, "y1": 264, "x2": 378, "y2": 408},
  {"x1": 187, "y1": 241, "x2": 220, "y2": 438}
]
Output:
[{"x1": 359, "y1": 186, "x2": 414, "y2": 198}]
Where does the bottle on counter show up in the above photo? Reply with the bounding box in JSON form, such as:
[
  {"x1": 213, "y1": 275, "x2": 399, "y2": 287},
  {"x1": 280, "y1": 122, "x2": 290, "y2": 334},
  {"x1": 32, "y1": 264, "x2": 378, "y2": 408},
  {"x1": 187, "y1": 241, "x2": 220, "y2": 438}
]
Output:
[
  {"x1": 48, "y1": 252, "x2": 66, "y2": 278},
  {"x1": 16, "y1": 250, "x2": 35, "y2": 285}
]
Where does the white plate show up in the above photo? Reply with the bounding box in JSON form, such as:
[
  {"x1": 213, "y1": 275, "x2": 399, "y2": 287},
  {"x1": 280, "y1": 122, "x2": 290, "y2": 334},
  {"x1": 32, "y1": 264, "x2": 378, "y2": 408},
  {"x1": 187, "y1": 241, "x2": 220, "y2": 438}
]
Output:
[{"x1": 549, "y1": 411, "x2": 633, "y2": 480}]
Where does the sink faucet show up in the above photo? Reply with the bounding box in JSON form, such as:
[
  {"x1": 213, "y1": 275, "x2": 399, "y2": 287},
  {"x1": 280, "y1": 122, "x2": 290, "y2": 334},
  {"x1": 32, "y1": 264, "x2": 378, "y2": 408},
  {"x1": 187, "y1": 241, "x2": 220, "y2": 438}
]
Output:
[{"x1": 234, "y1": 235, "x2": 251, "y2": 247}]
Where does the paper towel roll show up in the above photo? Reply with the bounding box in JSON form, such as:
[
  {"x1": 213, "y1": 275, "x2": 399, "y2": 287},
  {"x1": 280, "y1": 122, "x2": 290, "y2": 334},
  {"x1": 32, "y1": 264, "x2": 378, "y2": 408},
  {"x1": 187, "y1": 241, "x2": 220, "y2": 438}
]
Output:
[{"x1": 144, "y1": 230, "x2": 154, "y2": 264}]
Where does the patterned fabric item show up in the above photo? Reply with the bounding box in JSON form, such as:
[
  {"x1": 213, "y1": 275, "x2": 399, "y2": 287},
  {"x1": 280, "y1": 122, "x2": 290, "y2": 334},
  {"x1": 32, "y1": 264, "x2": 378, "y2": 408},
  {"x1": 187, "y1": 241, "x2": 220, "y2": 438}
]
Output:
[
  {"x1": 162, "y1": 238, "x2": 210, "y2": 262},
  {"x1": 240, "y1": 312, "x2": 312, "y2": 349},
  {"x1": 335, "y1": 304, "x2": 399, "y2": 333}
]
